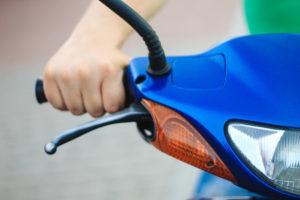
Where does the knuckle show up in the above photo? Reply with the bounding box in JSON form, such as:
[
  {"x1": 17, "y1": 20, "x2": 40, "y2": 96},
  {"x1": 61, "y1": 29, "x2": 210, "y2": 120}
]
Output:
[
  {"x1": 43, "y1": 67, "x2": 55, "y2": 80},
  {"x1": 108, "y1": 67, "x2": 118, "y2": 76},
  {"x1": 77, "y1": 67, "x2": 90, "y2": 82},
  {"x1": 103, "y1": 90, "x2": 125, "y2": 113},
  {"x1": 51, "y1": 100, "x2": 65, "y2": 110},
  {"x1": 60, "y1": 68, "x2": 72, "y2": 82},
  {"x1": 88, "y1": 106, "x2": 104, "y2": 118},
  {"x1": 99, "y1": 62, "x2": 114, "y2": 75},
  {"x1": 69, "y1": 106, "x2": 84, "y2": 116},
  {"x1": 100, "y1": 60, "x2": 112, "y2": 68},
  {"x1": 105, "y1": 104, "x2": 119, "y2": 113}
]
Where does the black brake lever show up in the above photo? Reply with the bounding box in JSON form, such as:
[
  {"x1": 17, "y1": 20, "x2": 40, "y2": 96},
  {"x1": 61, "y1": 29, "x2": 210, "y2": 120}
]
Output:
[{"x1": 44, "y1": 102, "x2": 151, "y2": 155}]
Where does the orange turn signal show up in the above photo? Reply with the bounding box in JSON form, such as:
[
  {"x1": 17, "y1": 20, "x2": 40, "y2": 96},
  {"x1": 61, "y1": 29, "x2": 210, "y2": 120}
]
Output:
[{"x1": 142, "y1": 99, "x2": 236, "y2": 182}]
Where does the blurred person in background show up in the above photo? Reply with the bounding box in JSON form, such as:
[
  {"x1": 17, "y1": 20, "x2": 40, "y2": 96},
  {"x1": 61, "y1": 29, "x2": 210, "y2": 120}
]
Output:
[{"x1": 42, "y1": 0, "x2": 300, "y2": 117}]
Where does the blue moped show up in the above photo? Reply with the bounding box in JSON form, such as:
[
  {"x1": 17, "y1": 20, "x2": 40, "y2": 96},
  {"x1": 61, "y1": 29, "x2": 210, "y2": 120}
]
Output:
[{"x1": 35, "y1": 1, "x2": 300, "y2": 199}]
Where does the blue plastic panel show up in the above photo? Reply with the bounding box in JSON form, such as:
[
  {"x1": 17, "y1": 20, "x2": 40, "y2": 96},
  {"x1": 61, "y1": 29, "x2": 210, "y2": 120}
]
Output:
[{"x1": 172, "y1": 54, "x2": 226, "y2": 89}]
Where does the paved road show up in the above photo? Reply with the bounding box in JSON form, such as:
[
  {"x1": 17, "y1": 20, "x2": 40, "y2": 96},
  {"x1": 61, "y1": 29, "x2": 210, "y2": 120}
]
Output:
[{"x1": 0, "y1": 1, "x2": 246, "y2": 199}]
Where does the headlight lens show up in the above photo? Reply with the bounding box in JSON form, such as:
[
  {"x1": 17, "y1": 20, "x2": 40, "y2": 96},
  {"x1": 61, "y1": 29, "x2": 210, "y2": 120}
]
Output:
[{"x1": 227, "y1": 122, "x2": 300, "y2": 195}]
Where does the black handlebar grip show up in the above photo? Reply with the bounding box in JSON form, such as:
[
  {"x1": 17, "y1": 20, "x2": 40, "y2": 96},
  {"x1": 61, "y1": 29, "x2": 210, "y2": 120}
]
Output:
[{"x1": 35, "y1": 78, "x2": 47, "y2": 104}]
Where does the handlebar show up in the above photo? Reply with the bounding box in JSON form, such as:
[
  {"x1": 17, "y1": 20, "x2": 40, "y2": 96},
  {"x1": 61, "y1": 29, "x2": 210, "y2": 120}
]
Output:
[
  {"x1": 35, "y1": 69, "x2": 133, "y2": 106},
  {"x1": 35, "y1": 78, "x2": 47, "y2": 104}
]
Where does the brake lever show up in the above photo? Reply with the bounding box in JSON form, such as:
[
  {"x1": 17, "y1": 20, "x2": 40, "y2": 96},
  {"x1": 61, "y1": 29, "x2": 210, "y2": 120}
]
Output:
[{"x1": 44, "y1": 102, "x2": 151, "y2": 155}]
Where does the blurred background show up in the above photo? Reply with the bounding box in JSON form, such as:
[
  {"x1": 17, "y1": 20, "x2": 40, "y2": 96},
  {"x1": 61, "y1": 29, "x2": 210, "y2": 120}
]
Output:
[{"x1": 0, "y1": 1, "x2": 246, "y2": 199}]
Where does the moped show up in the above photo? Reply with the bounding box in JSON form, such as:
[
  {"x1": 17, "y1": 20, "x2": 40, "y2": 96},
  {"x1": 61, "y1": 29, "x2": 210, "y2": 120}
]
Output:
[{"x1": 35, "y1": 0, "x2": 300, "y2": 199}]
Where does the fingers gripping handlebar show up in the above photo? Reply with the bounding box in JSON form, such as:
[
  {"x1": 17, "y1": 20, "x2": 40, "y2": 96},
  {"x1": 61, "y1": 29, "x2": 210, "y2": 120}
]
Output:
[{"x1": 34, "y1": 69, "x2": 133, "y2": 106}]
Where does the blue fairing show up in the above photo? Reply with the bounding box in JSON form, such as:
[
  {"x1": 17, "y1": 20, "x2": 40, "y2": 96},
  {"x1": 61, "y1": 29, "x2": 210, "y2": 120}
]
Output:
[{"x1": 127, "y1": 34, "x2": 300, "y2": 200}]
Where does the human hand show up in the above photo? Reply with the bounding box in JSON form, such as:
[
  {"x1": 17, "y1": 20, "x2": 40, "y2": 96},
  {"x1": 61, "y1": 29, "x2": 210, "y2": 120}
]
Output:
[{"x1": 43, "y1": 38, "x2": 130, "y2": 117}]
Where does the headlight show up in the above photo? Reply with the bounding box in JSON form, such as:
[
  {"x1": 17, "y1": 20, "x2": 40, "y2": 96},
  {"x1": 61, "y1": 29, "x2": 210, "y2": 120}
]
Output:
[{"x1": 227, "y1": 122, "x2": 300, "y2": 195}]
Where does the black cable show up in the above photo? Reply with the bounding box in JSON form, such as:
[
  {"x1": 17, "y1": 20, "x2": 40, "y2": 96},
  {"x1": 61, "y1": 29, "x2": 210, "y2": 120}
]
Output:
[{"x1": 99, "y1": 0, "x2": 170, "y2": 75}]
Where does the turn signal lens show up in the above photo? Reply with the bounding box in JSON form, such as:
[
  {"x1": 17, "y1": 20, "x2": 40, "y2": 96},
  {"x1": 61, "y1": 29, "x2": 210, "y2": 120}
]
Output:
[{"x1": 142, "y1": 99, "x2": 236, "y2": 182}]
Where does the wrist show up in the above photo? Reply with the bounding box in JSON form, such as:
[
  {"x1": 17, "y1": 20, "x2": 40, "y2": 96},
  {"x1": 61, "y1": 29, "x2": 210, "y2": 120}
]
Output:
[
  {"x1": 68, "y1": 2, "x2": 132, "y2": 49},
  {"x1": 68, "y1": 25, "x2": 130, "y2": 49}
]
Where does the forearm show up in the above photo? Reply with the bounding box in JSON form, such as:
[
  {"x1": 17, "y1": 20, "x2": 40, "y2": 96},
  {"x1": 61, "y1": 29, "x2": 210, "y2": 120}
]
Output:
[{"x1": 67, "y1": 0, "x2": 166, "y2": 48}]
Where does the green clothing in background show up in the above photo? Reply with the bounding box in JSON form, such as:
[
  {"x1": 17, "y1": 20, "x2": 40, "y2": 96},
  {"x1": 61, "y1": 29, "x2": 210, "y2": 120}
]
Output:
[{"x1": 244, "y1": 0, "x2": 300, "y2": 34}]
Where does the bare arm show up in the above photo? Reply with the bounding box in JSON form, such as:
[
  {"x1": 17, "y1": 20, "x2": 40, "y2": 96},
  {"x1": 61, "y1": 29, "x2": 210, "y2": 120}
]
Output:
[
  {"x1": 71, "y1": 0, "x2": 166, "y2": 48},
  {"x1": 43, "y1": 0, "x2": 166, "y2": 117}
]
